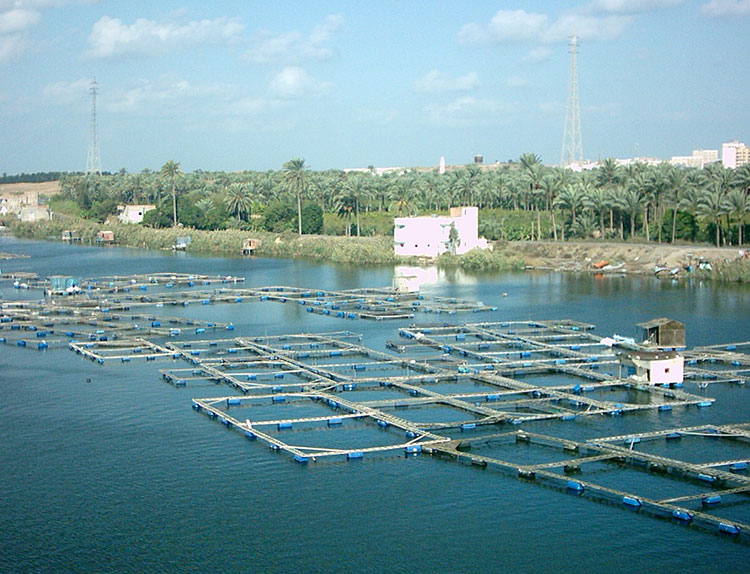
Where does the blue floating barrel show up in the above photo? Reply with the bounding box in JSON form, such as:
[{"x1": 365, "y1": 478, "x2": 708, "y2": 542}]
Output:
[
  {"x1": 672, "y1": 510, "x2": 692, "y2": 522},
  {"x1": 658, "y1": 404, "x2": 673, "y2": 411},
  {"x1": 520, "y1": 351, "x2": 531, "y2": 358},
  {"x1": 191, "y1": 400, "x2": 201, "y2": 410},
  {"x1": 272, "y1": 396, "x2": 286, "y2": 404},
  {"x1": 719, "y1": 523, "x2": 740, "y2": 536},
  {"x1": 486, "y1": 394, "x2": 500, "y2": 401},
  {"x1": 405, "y1": 430, "x2": 418, "y2": 438},
  {"x1": 347, "y1": 451, "x2": 363, "y2": 460},
  {"x1": 698, "y1": 473, "x2": 717, "y2": 483},
  {"x1": 327, "y1": 417, "x2": 343, "y2": 426},
  {"x1": 666, "y1": 432, "x2": 681, "y2": 440},
  {"x1": 405, "y1": 445, "x2": 422, "y2": 455},
  {"x1": 37, "y1": 341, "x2": 48, "y2": 350},
  {"x1": 247, "y1": 374, "x2": 257, "y2": 380},
  {"x1": 562, "y1": 414, "x2": 576, "y2": 421},
  {"x1": 460, "y1": 423, "x2": 477, "y2": 431},
  {"x1": 622, "y1": 496, "x2": 642, "y2": 508},
  {"x1": 377, "y1": 420, "x2": 389, "y2": 428},
  {"x1": 274, "y1": 373, "x2": 285, "y2": 379},
  {"x1": 36, "y1": 331, "x2": 47, "y2": 338},
  {"x1": 702, "y1": 495, "x2": 721, "y2": 505},
  {"x1": 140, "y1": 285, "x2": 147, "y2": 291},
  {"x1": 409, "y1": 389, "x2": 420, "y2": 396},
  {"x1": 120, "y1": 356, "x2": 130, "y2": 362},
  {"x1": 195, "y1": 327, "x2": 206, "y2": 334},
  {"x1": 730, "y1": 461, "x2": 748, "y2": 471},
  {"x1": 455, "y1": 334, "x2": 465, "y2": 341},
  {"x1": 0, "y1": 337, "x2": 5, "y2": 344},
  {"x1": 343, "y1": 383, "x2": 356, "y2": 391},
  {"x1": 277, "y1": 422, "x2": 292, "y2": 430},
  {"x1": 697, "y1": 401, "x2": 712, "y2": 408},
  {"x1": 244, "y1": 431, "x2": 256, "y2": 440},
  {"x1": 294, "y1": 454, "x2": 309, "y2": 464},
  {"x1": 566, "y1": 481, "x2": 585, "y2": 492},
  {"x1": 17, "y1": 340, "x2": 26, "y2": 347},
  {"x1": 330, "y1": 350, "x2": 341, "y2": 357},
  {"x1": 220, "y1": 418, "x2": 230, "y2": 426},
  {"x1": 227, "y1": 398, "x2": 241, "y2": 406},
  {"x1": 726, "y1": 345, "x2": 737, "y2": 351},
  {"x1": 190, "y1": 350, "x2": 200, "y2": 356},
  {"x1": 624, "y1": 437, "x2": 640, "y2": 445},
  {"x1": 271, "y1": 385, "x2": 282, "y2": 393}
]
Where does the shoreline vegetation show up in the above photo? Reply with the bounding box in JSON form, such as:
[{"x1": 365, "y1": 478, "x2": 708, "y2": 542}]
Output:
[
  {"x1": 7, "y1": 215, "x2": 750, "y2": 281},
  {"x1": 2, "y1": 153, "x2": 748, "y2": 281}
]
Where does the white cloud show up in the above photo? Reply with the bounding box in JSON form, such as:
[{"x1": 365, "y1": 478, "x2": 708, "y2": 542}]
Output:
[
  {"x1": 425, "y1": 96, "x2": 515, "y2": 125},
  {"x1": 0, "y1": 8, "x2": 40, "y2": 34},
  {"x1": 0, "y1": 31, "x2": 25, "y2": 61},
  {"x1": 522, "y1": 46, "x2": 552, "y2": 63},
  {"x1": 700, "y1": 0, "x2": 750, "y2": 16},
  {"x1": 505, "y1": 75, "x2": 528, "y2": 88},
  {"x1": 585, "y1": 0, "x2": 685, "y2": 13},
  {"x1": 268, "y1": 66, "x2": 331, "y2": 99},
  {"x1": 43, "y1": 77, "x2": 90, "y2": 104},
  {"x1": 86, "y1": 15, "x2": 243, "y2": 59},
  {"x1": 355, "y1": 108, "x2": 397, "y2": 123},
  {"x1": 414, "y1": 70, "x2": 480, "y2": 92},
  {"x1": 107, "y1": 77, "x2": 227, "y2": 113},
  {"x1": 459, "y1": 8, "x2": 633, "y2": 44},
  {"x1": 245, "y1": 13, "x2": 343, "y2": 64}
]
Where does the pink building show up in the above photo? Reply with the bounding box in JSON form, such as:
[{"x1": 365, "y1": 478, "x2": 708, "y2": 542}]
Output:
[{"x1": 394, "y1": 206, "x2": 488, "y2": 257}]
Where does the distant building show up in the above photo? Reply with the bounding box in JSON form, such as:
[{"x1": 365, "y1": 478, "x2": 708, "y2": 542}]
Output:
[
  {"x1": 0, "y1": 188, "x2": 41, "y2": 218},
  {"x1": 670, "y1": 149, "x2": 719, "y2": 169},
  {"x1": 117, "y1": 204, "x2": 156, "y2": 224},
  {"x1": 18, "y1": 206, "x2": 51, "y2": 222},
  {"x1": 722, "y1": 141, "x2": 750, "y2": 169},
  {"x1": 394, "y1": 206, "x2": 489, "y2": 258}
]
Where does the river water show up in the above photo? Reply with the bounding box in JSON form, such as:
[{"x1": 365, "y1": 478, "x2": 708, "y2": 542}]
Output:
[{"x1": 1, "y1": 236, "x2": 749, "y2": 572}]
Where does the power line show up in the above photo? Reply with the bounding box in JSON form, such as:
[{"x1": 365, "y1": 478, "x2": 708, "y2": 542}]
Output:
[
  {"x1": 86, "y1": 79, "x2": 102, "y2": 175},
  {"x1": 561, "y1": 35, "x2": 583, "y2": 167}
]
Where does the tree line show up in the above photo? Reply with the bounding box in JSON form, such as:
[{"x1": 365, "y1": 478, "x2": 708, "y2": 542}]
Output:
[{"x1": 52, "y1": 154, "x2": 750, "y2": 247}]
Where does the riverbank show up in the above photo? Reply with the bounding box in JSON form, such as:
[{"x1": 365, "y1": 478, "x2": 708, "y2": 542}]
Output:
[
  {"x1": 5, "y1": 216, "x2": 522, "y2": 272},
  {"x1": 6, "y1": 216, "x2": 749, "y2": 281},
  {"x1": 507, "y1": 240, "x2": 749, "y2": 279}
]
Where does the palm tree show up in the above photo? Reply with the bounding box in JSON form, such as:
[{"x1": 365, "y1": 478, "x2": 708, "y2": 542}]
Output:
[
  {"x1": 615, "y1": 186, "x2": 645, "y2": 238},
  {"x1": 697, "y1": 182, "x2": 728, "y2": 247},
  {"x1": 282, "y1": 158, "x2": 308, "y2": 235},
  {"x1": 160, "y1": 160, "x2": 182, "y2": 227},
  {"x1": 553, "y1": 183, "x2": 587, "y2": 240},
  {"x1": 724, "y1": 188, "x2": 749, "y2": 246},
  {"x1": 224, "y1": 182, "x2": 254, "y2": 221}
]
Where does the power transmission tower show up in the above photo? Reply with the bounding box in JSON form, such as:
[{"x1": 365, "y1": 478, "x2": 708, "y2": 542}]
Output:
[
  {"x1": 560, "y1": 35, "x2": 583, "y2": 167},
  {"x1": 86, "y1": 79, "x2": 102, "y2": 175}
]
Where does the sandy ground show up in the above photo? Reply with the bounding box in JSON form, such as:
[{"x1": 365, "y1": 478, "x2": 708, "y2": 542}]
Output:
[
  {"x1": 0, "y1": 181, "x2": 61, "y2": 196},
  {"x1": 507, "y1": 240, "x2": 745, "y2": 275}
]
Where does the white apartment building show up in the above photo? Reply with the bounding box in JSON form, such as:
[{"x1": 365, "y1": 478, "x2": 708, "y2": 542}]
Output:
[
  {"x1": 722, "y1": 141, "x2": 750, "y2": 169},
  {"x1": 670, "y1": 149, "x2": 719, "y2": 169},
  {"x1": 394, "y1": 206, "x2": 488, "y2": 257}
]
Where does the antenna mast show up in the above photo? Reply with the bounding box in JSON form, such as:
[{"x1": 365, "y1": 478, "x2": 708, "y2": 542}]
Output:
[
  {"x1": 86, "y1": 79, "x2": 102, "y2": 175},
  {"x1": 561, "y1": 35, "x2": 583, "y2": 166}
]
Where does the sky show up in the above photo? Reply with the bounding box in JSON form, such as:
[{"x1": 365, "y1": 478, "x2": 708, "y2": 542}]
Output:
[{"x1": 1, "y1": 0, "x2": 749, "y2": 174}]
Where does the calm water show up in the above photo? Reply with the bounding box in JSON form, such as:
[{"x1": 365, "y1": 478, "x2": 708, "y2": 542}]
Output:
[{"x1": 1, "y1": 236, "x2": 750, "y2": 572}]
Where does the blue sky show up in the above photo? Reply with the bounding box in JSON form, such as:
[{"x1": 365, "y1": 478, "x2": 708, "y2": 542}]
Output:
[{"x1": 1, "y1": 0, "x2": 749, "y2": 173}]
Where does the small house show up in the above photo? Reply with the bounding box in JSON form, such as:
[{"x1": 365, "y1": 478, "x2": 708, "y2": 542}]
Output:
[
  {"x1": 637, "y1": 318, "x2": 686, "y2": 349},
  {"x1": 61, "y1": 230, "x2": 81, "y2": 242},
  {"x1": 96, "y1": 230, "x2": 115, "y2": 244},
  {"x1": 117, "y1": 204, "x2": 156, "y2": 224},
  {"x1": 241, "y1": 238, "x2": 259, "y2": 255},
  {"x1": 621, "y1": 351, "x2": 684, "y2": 385}
]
